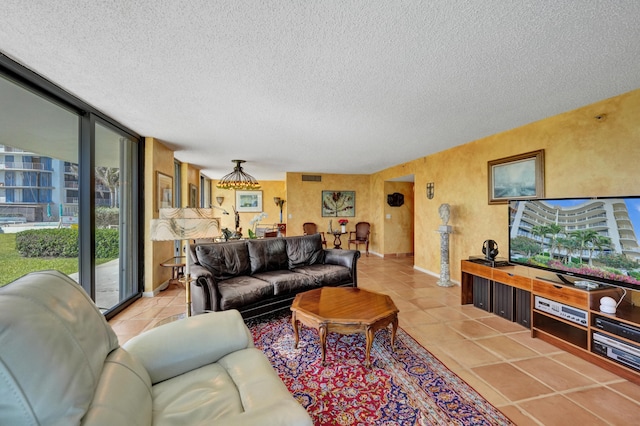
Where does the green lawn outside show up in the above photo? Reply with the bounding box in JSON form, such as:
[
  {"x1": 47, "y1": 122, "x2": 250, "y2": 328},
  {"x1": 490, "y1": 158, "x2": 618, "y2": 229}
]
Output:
[{"x1": 0, "y1": 233, "x2": 114, "y2": 286}]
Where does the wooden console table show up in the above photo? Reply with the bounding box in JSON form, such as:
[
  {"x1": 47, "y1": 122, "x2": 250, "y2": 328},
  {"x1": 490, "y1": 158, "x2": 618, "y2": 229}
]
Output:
[{"x1": 461, "y1": 259, "x2": 640, "y2": 385}]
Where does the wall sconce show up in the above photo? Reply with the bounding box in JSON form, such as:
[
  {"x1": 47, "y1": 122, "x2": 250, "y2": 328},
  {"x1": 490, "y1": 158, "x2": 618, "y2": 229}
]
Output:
[
  {"x1": 273, "y1": 197, "x2": 286, "y2": 223},
  {"x1": 215, "y1": 196, "x2": 224, "y2": 206},
  {"x1": 426, "y1": 182, "x2": 435, "y2": 199}
]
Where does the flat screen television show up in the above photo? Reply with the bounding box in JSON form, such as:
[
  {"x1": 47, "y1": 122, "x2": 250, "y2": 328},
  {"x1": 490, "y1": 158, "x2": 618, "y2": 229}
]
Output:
[{"x1": 508, "y1": 197, "x2": 640, "y2": 290}]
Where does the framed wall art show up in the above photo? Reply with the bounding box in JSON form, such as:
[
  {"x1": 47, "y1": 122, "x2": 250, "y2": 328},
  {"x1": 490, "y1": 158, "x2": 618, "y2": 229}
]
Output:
[
  {"x1": 156, "y1": 171, "x2": 173, "y2": 211},
  {"x1": 189, "y1": 184, "x2": 198, "y2": 207},
  {"x1": 488, "y1": 149, "x2": 544, "y2": 204},
  {"x1": 322, "y1": 191, "x2": 355, "y2": 217},
  {"x1": 236, "y1": 190, "x2": 263, "y2": 212}
]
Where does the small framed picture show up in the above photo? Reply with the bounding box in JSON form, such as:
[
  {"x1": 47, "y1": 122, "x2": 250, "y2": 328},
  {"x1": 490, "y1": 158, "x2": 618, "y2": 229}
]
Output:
[
  {"x1": 488, "y1": 150, "x2": 544, "y2": 204},
  {"x1": 236, "y1": 190, "x2": 263, "y2": 212},
  {"x1": 189, "y1": 184, "x2": 198, "y2": 207},
  {"x1": 156, "y1": 172, "x2": 173, "y2": 211}
]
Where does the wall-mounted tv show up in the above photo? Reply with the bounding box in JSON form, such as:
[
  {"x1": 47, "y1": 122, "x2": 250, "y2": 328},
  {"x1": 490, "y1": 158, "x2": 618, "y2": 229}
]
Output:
[{"x1": 508, "y1": 197, "x2": 640, "y2": 290}]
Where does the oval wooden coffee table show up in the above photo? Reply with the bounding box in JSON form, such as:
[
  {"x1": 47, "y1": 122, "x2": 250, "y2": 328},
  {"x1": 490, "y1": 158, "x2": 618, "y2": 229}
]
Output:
[{"x1": 291, "y1": 287, "x2": 399, "y2": 367}]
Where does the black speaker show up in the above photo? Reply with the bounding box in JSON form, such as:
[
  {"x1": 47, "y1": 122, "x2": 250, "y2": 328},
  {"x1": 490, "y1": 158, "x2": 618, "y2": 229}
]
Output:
[
  {"x1": 387, "y1": 192, "x2": 404, "y2": 207},
  {"x1": 482, "y1": 239, "x2": 499, "y2": 260}
]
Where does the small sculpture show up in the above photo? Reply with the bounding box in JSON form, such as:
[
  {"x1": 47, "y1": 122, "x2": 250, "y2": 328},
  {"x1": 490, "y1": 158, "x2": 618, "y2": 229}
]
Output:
[{"x1": 439, "y1": 203, "x2": 450, "y2": 226}]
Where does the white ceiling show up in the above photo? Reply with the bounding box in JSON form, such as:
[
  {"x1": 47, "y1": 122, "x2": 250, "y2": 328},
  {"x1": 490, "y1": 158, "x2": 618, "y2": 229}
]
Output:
[{"x1": 1, "y1": 1, "x2": 639, "y2": 181}]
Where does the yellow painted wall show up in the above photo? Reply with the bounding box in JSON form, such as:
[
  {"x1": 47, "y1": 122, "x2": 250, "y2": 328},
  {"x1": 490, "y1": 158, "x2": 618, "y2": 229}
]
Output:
[
  {"x1": 286, "y1": 172, "x2": 371, "y2": 239},
  {"x1": 143, "y1": 137, "x2": 175, "y2": 293},
  {"x1": 383, "y1": 181, "x2": 414, "y2": 255},
  {"x1": 210, "y1": 180, "x2": 286, "y2": 235},
  {"x1": 371, "y1": 89, "x2": 640, "y2": 285}
]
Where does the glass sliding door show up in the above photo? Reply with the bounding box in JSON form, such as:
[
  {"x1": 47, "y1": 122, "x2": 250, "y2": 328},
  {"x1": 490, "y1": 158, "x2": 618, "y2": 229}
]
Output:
[
  {"x1": 94, "y1": 122, "x2": 139, "y2": 312},
  {"x1": 0, "y1": 57, "x2": 142, "y2": 317}
]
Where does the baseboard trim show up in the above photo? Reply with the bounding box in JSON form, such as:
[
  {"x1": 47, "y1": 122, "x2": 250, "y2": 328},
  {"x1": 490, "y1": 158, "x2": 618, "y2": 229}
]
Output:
[
  {"x1": 143, "y1": 280, "x2": 170, "y2": 298},
  {"x1": 413, "y1": 265, "x2": 461, "y2": 286},
  {"x1": 382, "y1": 252, "x2": 414, "y2": 258}
]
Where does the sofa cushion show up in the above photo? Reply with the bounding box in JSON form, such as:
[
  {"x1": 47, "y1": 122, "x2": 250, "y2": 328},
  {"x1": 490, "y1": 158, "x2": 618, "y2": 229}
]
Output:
[
  {"x1": 196, "y1": 242, "x2": 251, "y2": 280},
  {"x1": 218, "y1": 276, "x2": 274, "y2": 310},
  {"x1": 151, "y1": 347, "x2": 310, "y2": 425},
  {"x1": 286, "y1": 233, "x2": 325, "y2": 269},
  {"x1": 252, "y1": 270, "x2": 319, "y2": 295},
  {"x1": 294, "y1": 263, "x2": 352, "y2": 286},
  {"x1": 247, "y1": 238, "x2": 288, "y2": 274}
]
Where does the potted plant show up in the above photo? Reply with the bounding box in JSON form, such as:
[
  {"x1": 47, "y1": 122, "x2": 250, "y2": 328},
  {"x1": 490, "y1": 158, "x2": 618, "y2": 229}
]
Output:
[{"x1": 338, "y1": 219, "x2": 348, "y2": 233}]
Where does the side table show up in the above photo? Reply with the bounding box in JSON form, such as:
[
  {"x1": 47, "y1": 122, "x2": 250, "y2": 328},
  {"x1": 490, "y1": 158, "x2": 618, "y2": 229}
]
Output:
[
  {"x1": 160, "y1": 256, "x2": 185, "y2": 285},
  {"x1": 330, "y1": 231, "x2": 346, "y2": 249}
]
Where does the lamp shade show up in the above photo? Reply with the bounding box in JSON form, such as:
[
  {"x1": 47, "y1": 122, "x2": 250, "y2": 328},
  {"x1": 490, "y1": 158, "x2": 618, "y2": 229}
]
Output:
[{"x1": 150, "y1": 208, "x2": 219, "y2": 241}]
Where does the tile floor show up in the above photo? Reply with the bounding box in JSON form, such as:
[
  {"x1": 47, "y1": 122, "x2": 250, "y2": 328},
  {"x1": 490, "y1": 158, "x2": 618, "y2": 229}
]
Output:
[{"x1": 108, "y1": 255, "x2": 640, "y2": 425}]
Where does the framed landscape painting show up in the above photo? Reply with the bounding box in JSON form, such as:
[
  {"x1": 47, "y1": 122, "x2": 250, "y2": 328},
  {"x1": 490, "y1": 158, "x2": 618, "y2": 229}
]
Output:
[
  {"x1": 488, "y1": 150, "x2": 544, "y2": 204},
  {"x1": 236, "y1": 190, "x2": 262, "y2": 212},
  {"x1": 322, "y1": 191, "x2": 355, "y2": 217}
]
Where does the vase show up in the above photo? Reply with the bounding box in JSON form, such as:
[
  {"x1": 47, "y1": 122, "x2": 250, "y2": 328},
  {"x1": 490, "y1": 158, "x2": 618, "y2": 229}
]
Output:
[{"x1": 341, "y1": 225, "x2": 346, "y2": 233}]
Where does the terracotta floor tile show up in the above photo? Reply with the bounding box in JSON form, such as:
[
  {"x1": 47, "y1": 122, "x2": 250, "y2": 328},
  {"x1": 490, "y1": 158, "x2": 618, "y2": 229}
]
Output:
[
  {"x1": 398, "y1": 309, "x2": 439, "y2": 327},
  {"x1": 411, "y1": 297, "x2": 446, "y2": 310},
  {"x1": 472, "y1": 363, "x2": 553, "y2": 401},
  {"x1": 110, "y1": 318, "x2": 153, "y2": 339},
  {"x1": 459, "y1": 304, "x2": 494, "y2": 319},
  {"x1": 452, "y1": 368, "x2": 510, "y2": 407},
  {"x1": 447, "y1": 319, "x2": 501, "y2": 339},
  {"x1": 564, "y1": 386, "x2": 640, "y2": 424},
  {"x1": 409, "y1": 323, "x2": 466, "y2": 343},
  {"x1": 475, "y1": 335, "x2": 539, "y2": 360},
  {"x1": 506, "y1": 331, "x2": 564, "y2": 355},
  {"x1": 477, "y1": 315, "x2": 529, "y2": 333},
  {"x1": 389, "y1": 298, "x2": 420, "y2": 313},
  {"x1": 497, "y1": 405, "x2": 539, "y2": 426},
  {"x1": 517, "y1": 394, "x2": 608, "y2": 426},
  {"x1": 513, "y1": 357, "x2": 597, "y2": 391},
  {"x1": 551, "y1": 352, "x2": 624, "y2": 383},
  {"x1": 424, "y1": 306, "x2": 473, "y2": 322},
  {"x1": 435, "y1": 339, "x2": 502, "y2": 367},
  {"x1": 608, "y1": 380, "x2": 640, "y2": 401}
]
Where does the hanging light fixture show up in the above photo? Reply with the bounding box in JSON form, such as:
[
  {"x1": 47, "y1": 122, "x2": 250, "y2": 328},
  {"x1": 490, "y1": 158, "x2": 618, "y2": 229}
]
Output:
[{"x1": 216, "y1": 159, "x2": 261, "y2": 190}]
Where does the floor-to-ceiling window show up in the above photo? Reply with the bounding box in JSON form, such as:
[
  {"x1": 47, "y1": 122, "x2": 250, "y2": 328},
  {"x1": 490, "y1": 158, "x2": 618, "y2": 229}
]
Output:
[
  {"x1": 0, "y1": 55, "x2": 143, "y2": 317},
  {"x1": 94, "y1": 122, "x2": 139, "y2": 311}
]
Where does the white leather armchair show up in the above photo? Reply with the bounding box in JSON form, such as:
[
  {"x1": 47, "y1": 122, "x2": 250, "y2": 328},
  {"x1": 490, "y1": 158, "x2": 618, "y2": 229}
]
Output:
[{"x1": 0, "y1": 270, "x2": 312, "y2": 425}]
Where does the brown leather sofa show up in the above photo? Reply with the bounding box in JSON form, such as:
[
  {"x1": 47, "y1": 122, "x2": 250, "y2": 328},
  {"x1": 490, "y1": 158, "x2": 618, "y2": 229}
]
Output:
[{"x1": 189, "y1": 233, "x2": 360, "y2": 319}]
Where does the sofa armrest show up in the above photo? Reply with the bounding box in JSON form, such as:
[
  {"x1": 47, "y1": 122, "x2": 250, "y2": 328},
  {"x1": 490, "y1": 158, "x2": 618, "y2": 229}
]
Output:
[
  {"x1": 122, "y1": 310, "x2": 253, "y2": 384},
  {"x1": 190, "y1": 264, "x2": 220, "y2": 314},
  {"x1": 324, "y1": 249, "x2": 360, "y2": 286},
  {"x1": 324, "y1": 248, "x2": 359, "y2": 269}
]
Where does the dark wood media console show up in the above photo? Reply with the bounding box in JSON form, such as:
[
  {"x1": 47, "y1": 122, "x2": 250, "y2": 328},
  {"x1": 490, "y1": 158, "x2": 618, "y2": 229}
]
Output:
[{"x1": 461, "y1": 259, "x2": 640, "y2": 385}]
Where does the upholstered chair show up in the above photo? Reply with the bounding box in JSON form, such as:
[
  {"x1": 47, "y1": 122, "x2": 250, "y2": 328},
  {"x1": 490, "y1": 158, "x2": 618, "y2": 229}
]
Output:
[
  {"x1": 348, "y1": 222, "x2": 371, "y2": 256},
  {"x1": 302, "y1": 222, "x2": 327, "y2": 247}
]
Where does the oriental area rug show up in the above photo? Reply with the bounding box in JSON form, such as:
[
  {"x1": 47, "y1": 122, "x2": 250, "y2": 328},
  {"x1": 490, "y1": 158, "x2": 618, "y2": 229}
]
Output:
[{"x1": 247, "y1": 313, "x2": 515, "y2": 426}]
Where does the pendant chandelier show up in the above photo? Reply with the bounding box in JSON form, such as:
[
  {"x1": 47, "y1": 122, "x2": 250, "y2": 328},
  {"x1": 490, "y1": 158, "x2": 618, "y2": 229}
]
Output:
[{"x1": 216, "y1": 159, "x2": 261, "y2": 190}]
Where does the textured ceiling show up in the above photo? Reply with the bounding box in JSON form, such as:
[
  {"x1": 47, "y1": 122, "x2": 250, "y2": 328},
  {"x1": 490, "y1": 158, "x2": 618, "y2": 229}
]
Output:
[{"x1": 1, "y1": 1, "x2": 639, "y2": 181}]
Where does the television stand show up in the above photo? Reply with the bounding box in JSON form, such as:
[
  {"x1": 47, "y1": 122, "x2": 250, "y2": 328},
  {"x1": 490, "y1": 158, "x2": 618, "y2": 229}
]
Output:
[
  {"x1": 467, "y1": 256, "x2": 510, "y2": 268},
  {"x1": 461, "y1": 259, "x2": 640, "y2": 385}
]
